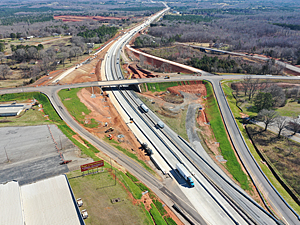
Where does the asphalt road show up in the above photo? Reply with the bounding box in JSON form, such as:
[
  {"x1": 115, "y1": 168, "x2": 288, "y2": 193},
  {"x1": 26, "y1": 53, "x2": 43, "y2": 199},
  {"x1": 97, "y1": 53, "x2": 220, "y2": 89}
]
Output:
[{"x1": 1, "y1": 5, "x2": 300, "y2": 225}]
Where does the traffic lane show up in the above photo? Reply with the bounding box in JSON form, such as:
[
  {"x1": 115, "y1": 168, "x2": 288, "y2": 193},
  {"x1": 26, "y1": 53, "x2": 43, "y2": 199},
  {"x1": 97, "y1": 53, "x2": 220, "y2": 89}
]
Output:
[{"x1": 211, "y1": 79, "x2": 299, "y2": 224}]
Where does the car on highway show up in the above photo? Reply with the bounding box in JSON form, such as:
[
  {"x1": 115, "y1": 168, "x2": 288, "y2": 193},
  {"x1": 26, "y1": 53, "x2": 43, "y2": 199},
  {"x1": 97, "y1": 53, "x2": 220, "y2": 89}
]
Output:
[{"x1": 157, "y1": 121, "x2": 164, "y2": 129}]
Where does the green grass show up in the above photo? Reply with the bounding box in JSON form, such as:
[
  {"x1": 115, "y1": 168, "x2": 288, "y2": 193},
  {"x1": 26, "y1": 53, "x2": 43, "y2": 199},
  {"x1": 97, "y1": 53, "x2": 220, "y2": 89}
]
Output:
[
  {"x1": 0, "y1": 92, "x2": 61, "y2": 122},
  {"x1": 141, "y1": 203, "x2": 155, "y2": 225},
  {"x1": 67, "y1": 170, "x2": 154, "y2": 225},
  {"x1": 119, "y1": 172, "x2": 142, "y2": 199},
  {"x1": 204, "y1": 81, "x2": 250, "y2": 190},
  {"x1": 149, "y1": 203, "x2": 168, "y2": 225},
  {"x1": 58, "y1": 88, "x2": 91, "y2": 125},
  {"x1": 153, "y1": 200, "x2": 167, "y2": 216},
  {"x1": 165, "y1": 217, "x2": 177, "y2": 225},
  {"x1": 0, "y1": 106, "x2": 51, "y2": 127},
  {"x1": 126, "y1": 172, "x2": 139, "y2": 182},
  {"x1": 135, "y1": 182, "x2": 151, "y2": 193},
  {"x1": 222, "y1": 82, "x2": 300, "y2": 214},
  {"x1": 146, "y1": 82, "x2": 181, "y2": 92},
  {"x1": 276, "y1": 99, "x2": 300, "y2": 117}
]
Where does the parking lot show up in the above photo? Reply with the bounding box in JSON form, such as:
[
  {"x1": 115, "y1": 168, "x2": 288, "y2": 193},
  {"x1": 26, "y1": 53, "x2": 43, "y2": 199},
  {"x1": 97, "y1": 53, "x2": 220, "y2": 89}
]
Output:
[{"x1": 0, "y1": 125, "x2": 92, "y2": 185}]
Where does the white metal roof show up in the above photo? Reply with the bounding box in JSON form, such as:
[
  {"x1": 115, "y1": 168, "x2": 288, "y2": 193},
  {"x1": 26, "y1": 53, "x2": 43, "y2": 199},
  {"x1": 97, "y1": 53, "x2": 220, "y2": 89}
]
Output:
[
  {"x1": 0, "y1": 181, "x2": 24, "y2": 225},
  {"x1": 0, "y1": 104, "x2": 24, "y2": 115},
  {"x1": 21, "y1": 175, "x2": 81, "y2": 225}
]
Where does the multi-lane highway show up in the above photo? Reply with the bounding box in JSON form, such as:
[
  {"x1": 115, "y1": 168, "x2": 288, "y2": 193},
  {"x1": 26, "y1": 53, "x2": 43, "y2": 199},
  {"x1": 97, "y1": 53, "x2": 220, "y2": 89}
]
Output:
[
  {"x1": 1, "y1": 4, "x2": 300, "y2": 225},
  {"x1": 101, "y1": 6, "x2": 292, "y2": 225}
]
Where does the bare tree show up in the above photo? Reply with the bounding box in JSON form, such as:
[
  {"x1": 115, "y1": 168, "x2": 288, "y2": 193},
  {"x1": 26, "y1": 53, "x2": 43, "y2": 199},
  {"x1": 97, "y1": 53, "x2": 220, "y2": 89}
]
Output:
[
  {"x1": 248, "y1": 77, "x2": 261, "y2": 101},
  {"x1": 29, "y1": 65, "x2": 40, "y2": 78},
  {"x1": 72, "y1": 46, "x2": 82, "y2": 60},
  {"x1": 274, "y1": 116, "x2": 287, "y2": 138},
  {"x1": 288, "y1": 117, "x2": 300, "y2": 135},
  {"x1": 265, "y1": 84, "x2": 286, "y2": 107},
  {"x1": 0, "y1": 52, "x2": 4, "y2": 64},
  {"x1": 13, "y1": 48, "x2": 26, "y2": 62},
  {"x1": 257, "y1": 109, "x2": 279, "y2": 131},
  {"x1": 68, "y1": 48, "x2": 75, "y2": 63},
  {"x1": 0, "y1": 65, "x2": 11, "y2": 79},
  {"x1": 240, "y1": 76, "x2": 261, "y2": 100},
  {"x1": 58, "y1": 52, "x2": 68, "y2": 67},
  {"x1": 27, "y1": 47, "x2": 38, "y2": 60}
]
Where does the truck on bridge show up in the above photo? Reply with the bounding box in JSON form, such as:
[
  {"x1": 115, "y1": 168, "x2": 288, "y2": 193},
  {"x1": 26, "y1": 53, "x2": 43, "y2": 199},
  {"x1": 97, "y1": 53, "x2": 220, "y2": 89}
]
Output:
[{"x1": 176, "y1": 163, "x2": 195, "y2": 187}]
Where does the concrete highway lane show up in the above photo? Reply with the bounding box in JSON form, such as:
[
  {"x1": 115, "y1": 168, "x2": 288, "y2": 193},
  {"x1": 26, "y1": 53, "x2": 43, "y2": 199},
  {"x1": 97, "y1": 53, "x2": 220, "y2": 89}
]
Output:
[{"x1": 210, "y1": 78, "x2": 300, "y2": 224}]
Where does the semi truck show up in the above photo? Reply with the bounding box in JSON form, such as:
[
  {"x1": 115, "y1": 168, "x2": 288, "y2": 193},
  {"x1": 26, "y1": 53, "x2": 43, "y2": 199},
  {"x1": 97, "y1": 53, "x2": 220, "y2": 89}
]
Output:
[
  {"x1": 176, "y1": 163, "x2": 195, "y2": 187},
  {"x1": 140, "y1": 103, "x2": 149, "y2": 113}
]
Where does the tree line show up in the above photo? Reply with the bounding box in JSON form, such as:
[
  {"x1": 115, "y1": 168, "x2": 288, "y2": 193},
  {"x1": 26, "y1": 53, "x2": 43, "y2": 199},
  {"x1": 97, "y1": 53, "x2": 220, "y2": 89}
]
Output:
[
  {"x1": 231, "y1": 76, "x2": 300, "y2": 137},
  {"x1": 148, "y1": 8, "x2": 300, "y2": 65}
]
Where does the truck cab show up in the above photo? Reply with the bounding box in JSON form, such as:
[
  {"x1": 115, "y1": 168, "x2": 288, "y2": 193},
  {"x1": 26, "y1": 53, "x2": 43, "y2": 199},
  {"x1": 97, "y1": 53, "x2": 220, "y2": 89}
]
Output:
[{"x1": 187, "y1": 177, "x2": 195, "y2": 187}]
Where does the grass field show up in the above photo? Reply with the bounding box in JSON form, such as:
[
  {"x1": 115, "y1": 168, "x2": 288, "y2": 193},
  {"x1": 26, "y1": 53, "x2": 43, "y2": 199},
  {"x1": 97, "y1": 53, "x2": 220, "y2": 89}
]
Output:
[
  {"x1": 276, "y1": 99, "x2": 300, "y2": 117},
  {"x1": 204, "y1": 81, "x2": 250, "y2": 190},
  {"x1": 222, "y1": 82, "x2": 300, "y2": 214},
  {"x1": 146, "y1": 82, "x2": 182, "y2": 92},
  {"x1": 0, "y1": 106, "x2": 51, "y2": 127},
  {"x1": 67, "y1": 170, "x2": 154, "y2": 225},
  {"x1": 58, "y1": 88, "x2": 98, "y2": 128}
]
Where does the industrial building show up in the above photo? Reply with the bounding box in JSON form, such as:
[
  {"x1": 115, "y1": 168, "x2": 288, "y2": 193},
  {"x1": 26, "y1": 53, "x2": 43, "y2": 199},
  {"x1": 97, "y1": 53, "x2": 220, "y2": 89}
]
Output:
[
  {"x1": 0, "y1": 175, "x2": 84, "y2": 225},
  {"x1": 0, "y1": 104, "x2": 25, "y2": 117}
]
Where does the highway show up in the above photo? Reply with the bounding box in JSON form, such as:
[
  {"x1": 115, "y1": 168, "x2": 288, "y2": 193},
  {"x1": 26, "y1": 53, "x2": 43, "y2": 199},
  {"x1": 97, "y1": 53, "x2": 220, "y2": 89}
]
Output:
[
  {"x1": 101, "y1": 6, "x2": 285, "y2": 225},
  {"x1": 1, "y1": 4, "x2": 300, "y2": 225}
]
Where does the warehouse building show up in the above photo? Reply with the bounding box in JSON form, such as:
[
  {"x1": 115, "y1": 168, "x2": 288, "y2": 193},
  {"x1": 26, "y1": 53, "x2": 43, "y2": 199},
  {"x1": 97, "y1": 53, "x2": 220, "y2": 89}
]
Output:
[
  {"x1": 0, "y1": 175, "x2": 85, "y2": 225},
  {"x1": 0, "y1": 104, "x2": 25, "y2": 117}
]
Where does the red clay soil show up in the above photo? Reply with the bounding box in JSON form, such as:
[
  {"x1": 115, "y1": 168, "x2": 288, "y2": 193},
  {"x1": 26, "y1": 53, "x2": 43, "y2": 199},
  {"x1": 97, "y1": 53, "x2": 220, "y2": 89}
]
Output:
[
  {"x1": 76, "y1": 87, "x2": 183, "y2": 224},
  {"x1": 77, "y1": 87, "x2": 148, "y2": 161},
  {"x1": 167, "y1": 81, "x2": 206, "y2": 97},
  {"x1": 284, "y1": 68, "x2": 300, "y2": 76},
  {"x1": 54, "y1": 15, "x2": 126, "y2": 22},
  {"x1": 127, "y1": 63, "x2": 158, "y2": 79},
  {"x1": 126, "y1": 47, "x2": 195, "y2": 74}
]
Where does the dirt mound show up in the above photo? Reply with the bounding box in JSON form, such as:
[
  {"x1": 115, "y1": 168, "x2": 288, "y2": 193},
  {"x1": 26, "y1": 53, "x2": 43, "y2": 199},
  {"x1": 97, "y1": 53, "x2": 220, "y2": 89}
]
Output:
[
  {"x1": 167, "y1": 81, "x2": 206, "y2": 97},
  {"x1": 127, "y1": 63, "x2": 158, "y2": 79}
]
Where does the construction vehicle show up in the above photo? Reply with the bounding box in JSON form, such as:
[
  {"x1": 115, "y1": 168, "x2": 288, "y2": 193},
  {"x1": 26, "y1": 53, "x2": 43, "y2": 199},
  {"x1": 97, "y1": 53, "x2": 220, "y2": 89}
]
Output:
[
  {"x1": 141, "y1": 142, "x2": 153, "y2": 155},
  {"x1": 105, "y1": 127, "x2": 114, "y2": 133},
  {"x1": 107, "y1": 134, "x2": 114, "y2": 140},
  {"x1": 60, "y1": 160, "x2": 72, "y2": 165},
  {"x1": 176, "y1": 163, "x2": 195, "y2": 187}
]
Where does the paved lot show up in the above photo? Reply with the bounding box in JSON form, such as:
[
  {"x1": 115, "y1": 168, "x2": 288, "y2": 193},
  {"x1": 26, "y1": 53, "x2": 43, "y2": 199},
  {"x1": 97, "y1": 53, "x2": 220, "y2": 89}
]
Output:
[{"x1": 0, "y1": 125, "x2": 92, "y2": 185}]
